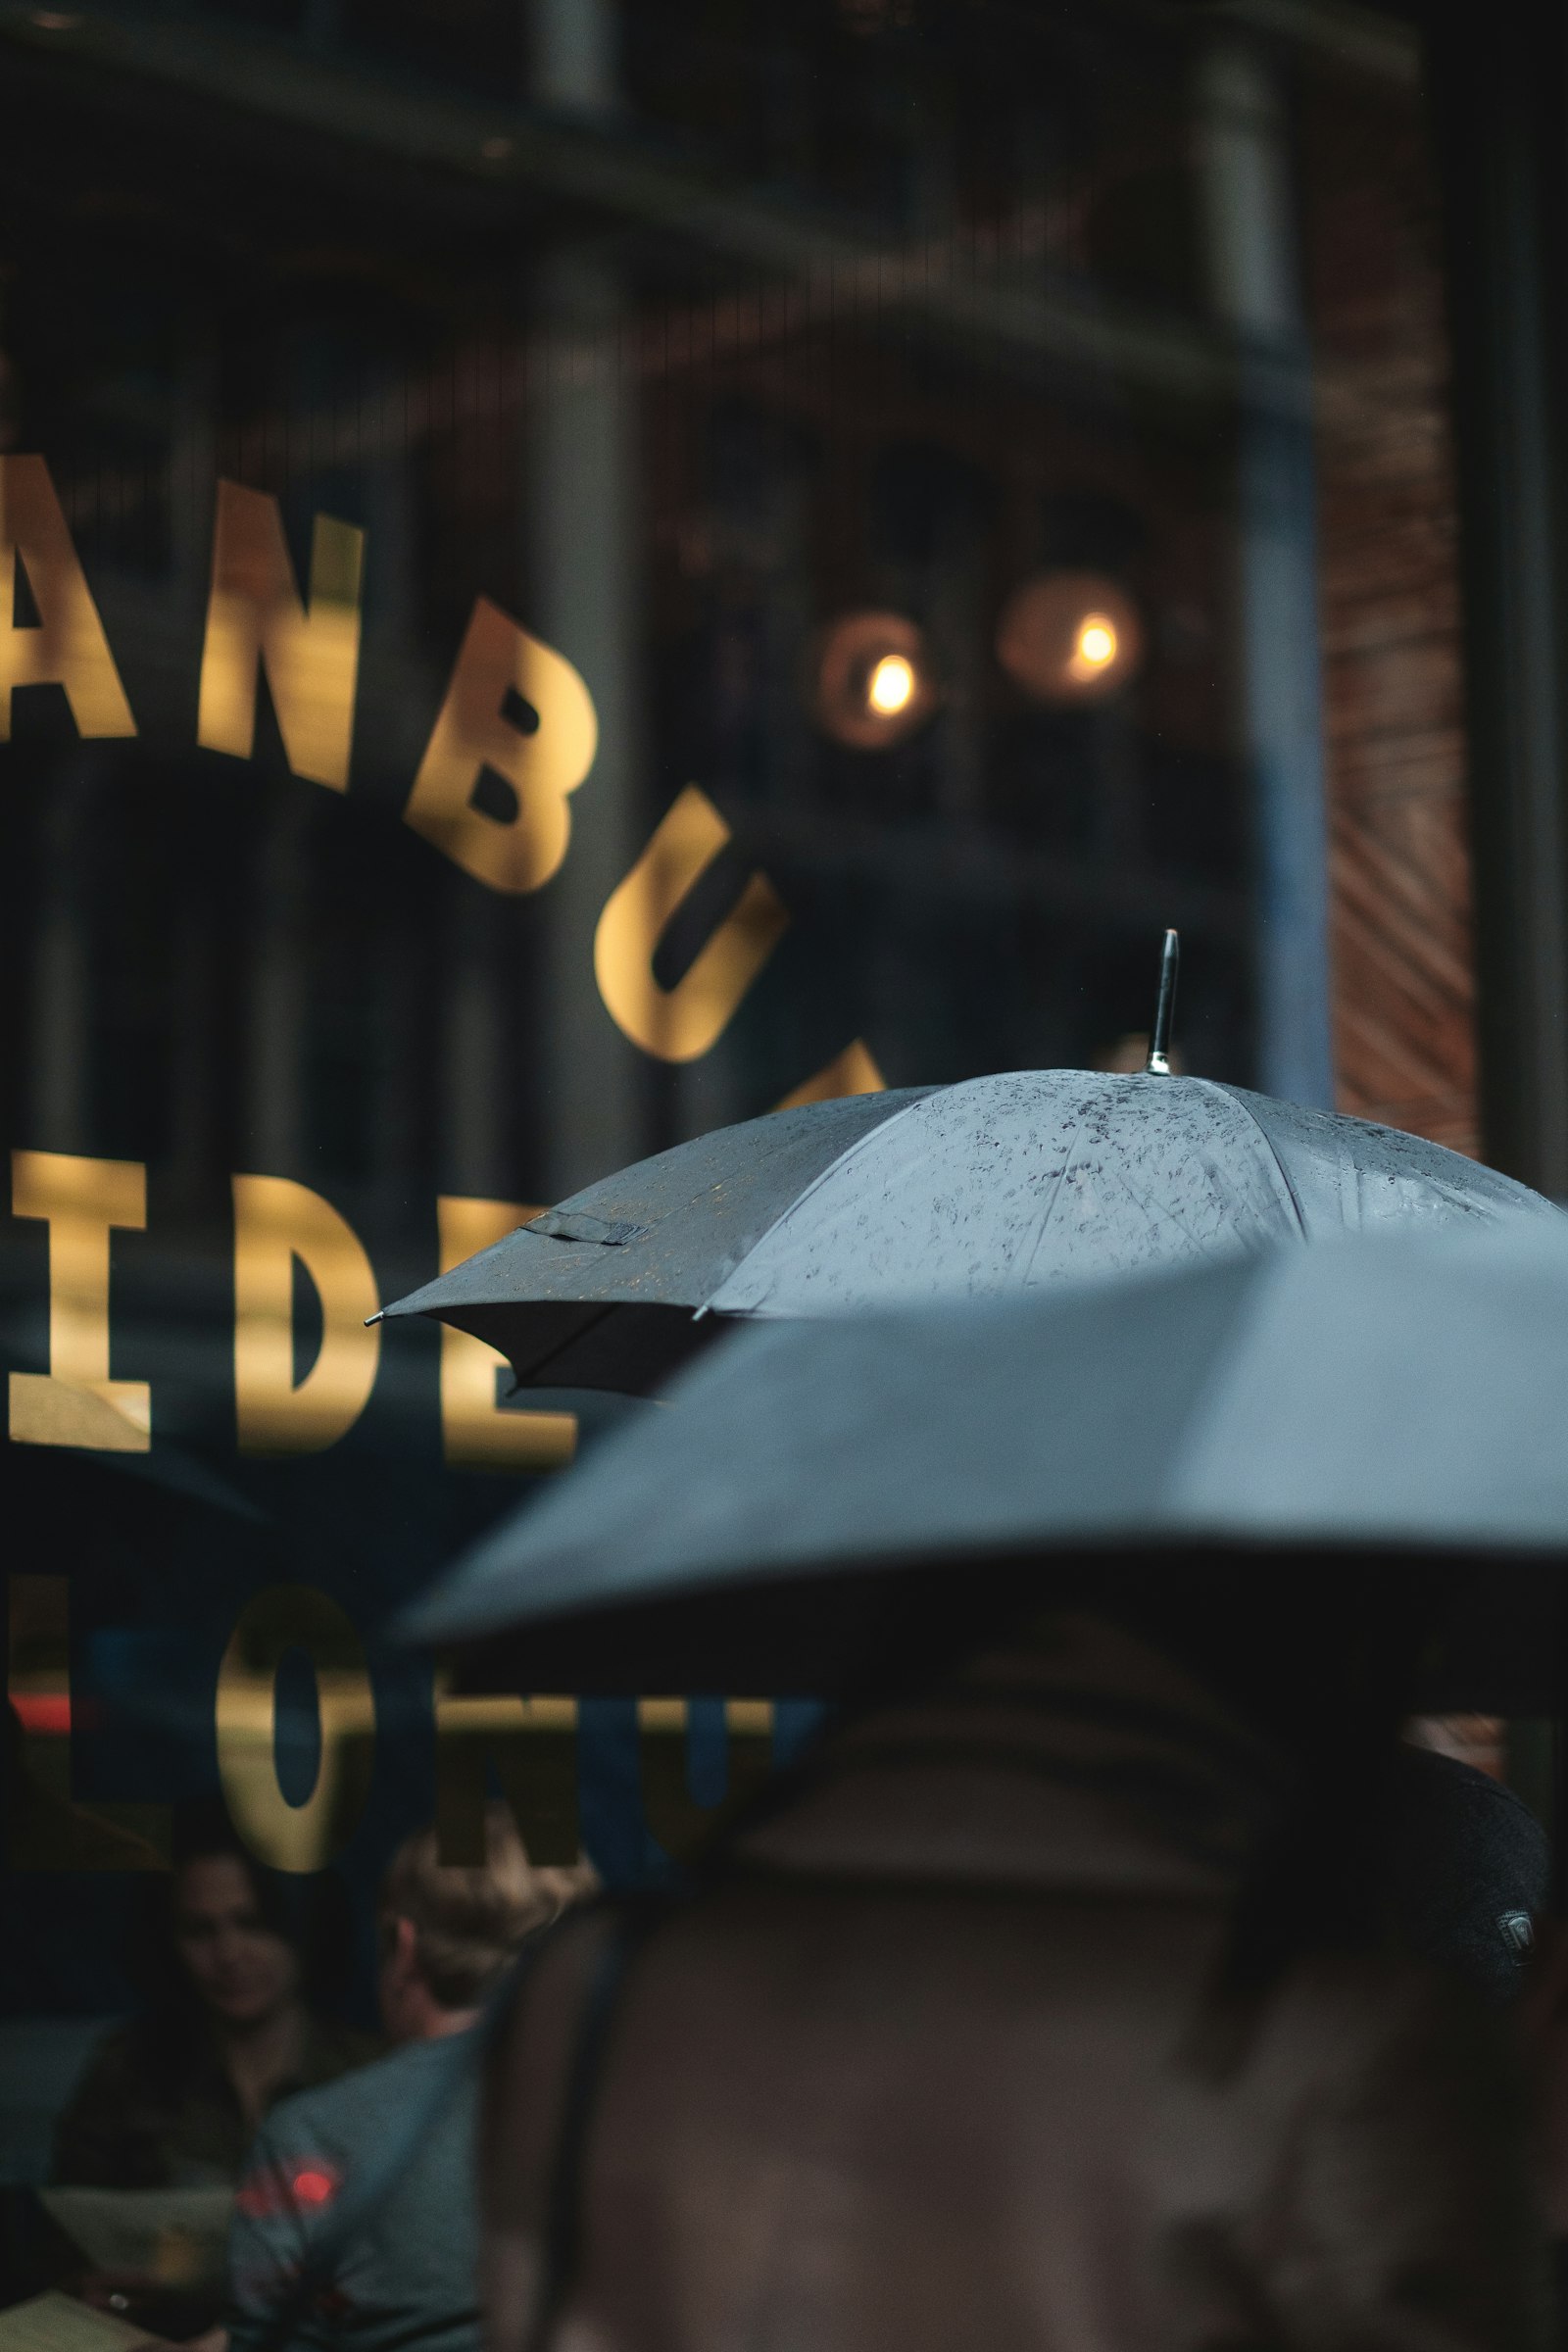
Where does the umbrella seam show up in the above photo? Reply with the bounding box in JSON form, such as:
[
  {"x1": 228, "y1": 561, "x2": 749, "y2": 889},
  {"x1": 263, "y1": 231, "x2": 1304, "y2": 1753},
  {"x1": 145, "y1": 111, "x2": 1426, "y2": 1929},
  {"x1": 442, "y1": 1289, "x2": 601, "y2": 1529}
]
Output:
[
  {"x1": 1015, "y1": 1126, "x2": 1082, "y2": 1285},
  {"x1": 1091, "y1": 1162, "x2": 1213, "y2": 1257},
  {"x1": 505, "y1": 1300, "x2": 620, "y2": 1384},
  {"x1": 697, "y1": 1087, "x2": 944, "y2": 1311},
  {"x1": 1200, "y1": 1082, "x2": 1309, "y2": 1239}
]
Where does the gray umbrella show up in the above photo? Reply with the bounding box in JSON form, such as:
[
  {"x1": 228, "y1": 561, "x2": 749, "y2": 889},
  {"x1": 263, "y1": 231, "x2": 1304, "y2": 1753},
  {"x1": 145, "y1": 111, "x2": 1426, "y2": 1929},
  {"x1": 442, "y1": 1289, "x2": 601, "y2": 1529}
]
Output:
[
  {"x1": 402, "y1": 1222, "x2": 1568, "y2": 1700},
  {"x1": 380, "y1": 1071, "x2": 1555, "y2": 1393}
]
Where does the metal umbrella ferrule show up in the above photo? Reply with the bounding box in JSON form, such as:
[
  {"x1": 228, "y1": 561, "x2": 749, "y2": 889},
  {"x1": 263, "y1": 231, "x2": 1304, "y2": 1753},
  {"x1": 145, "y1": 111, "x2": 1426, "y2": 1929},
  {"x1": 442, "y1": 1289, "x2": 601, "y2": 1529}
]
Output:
[{"x1": 1144, "y1": 929, "x2": 1180, "y2": 1076}]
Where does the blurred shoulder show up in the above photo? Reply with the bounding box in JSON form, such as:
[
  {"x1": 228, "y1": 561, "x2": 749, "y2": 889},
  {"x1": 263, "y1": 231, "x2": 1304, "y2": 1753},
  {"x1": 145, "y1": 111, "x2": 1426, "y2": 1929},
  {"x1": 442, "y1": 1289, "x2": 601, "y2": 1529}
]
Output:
[{"x1": 262, "y1": 2032, "x2": 472, "y2": 2164}]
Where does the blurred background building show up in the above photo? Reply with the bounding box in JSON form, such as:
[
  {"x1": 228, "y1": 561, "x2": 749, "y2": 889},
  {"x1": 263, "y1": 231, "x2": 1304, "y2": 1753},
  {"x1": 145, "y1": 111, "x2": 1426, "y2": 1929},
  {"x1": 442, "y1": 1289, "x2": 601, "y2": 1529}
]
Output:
[{"x1": 1, "y1": 0, "x2": 1565, "y2": 2210}]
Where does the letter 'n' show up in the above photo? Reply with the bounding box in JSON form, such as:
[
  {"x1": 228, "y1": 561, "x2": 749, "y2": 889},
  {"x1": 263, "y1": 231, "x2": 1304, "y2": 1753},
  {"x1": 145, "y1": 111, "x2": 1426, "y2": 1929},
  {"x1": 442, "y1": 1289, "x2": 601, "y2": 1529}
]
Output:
[{"x1": 197, "y1": 481, "x2": 364, "y2": 791}]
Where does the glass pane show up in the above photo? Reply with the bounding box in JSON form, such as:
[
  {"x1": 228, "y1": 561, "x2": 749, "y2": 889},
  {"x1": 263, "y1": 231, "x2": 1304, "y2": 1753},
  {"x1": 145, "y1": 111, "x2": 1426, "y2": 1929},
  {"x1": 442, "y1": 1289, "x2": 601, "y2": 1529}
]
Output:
[{"x1": 0, "y1": 0, "x2": 1485, "y2": 2215}]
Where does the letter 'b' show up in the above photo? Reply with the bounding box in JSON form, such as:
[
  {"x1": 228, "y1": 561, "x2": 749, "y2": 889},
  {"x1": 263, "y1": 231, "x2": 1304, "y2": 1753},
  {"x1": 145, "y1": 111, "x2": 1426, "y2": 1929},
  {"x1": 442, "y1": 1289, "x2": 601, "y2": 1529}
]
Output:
[{"x1": 403, "y1": 598, "x2": 597, "y2": 894}]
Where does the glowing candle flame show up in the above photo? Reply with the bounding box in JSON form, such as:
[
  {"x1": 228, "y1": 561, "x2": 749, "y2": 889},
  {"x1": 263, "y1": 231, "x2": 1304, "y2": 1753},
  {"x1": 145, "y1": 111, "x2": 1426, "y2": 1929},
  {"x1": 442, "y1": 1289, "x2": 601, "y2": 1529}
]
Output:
[
  {"x1": 866, "y1": 654, "x2": 916, "y2": 715},
  {"x1": 1075, "y1": 616, "x2": 1117, "y2": 669}
]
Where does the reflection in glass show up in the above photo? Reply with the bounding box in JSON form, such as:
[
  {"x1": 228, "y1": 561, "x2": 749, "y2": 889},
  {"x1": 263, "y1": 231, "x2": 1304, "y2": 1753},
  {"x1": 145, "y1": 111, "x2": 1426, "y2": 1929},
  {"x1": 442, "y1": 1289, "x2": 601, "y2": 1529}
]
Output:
[
  {"x1": 811, "y1": 611, "x2": 937, "y2": 751},
  {"x1": 995, "y1": 573, "x2": 1145, "y2": 707}
]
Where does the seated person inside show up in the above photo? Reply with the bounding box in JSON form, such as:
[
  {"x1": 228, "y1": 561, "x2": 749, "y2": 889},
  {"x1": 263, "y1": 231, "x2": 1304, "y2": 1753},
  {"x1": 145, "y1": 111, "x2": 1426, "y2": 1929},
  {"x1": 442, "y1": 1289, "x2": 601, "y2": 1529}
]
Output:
[
  {"x1": 53, "y1": 1805, "x2": 377, "y2": 2192},
  {"x1": 226, "y1": 1805, "x2": 595, "y2": 2352}
]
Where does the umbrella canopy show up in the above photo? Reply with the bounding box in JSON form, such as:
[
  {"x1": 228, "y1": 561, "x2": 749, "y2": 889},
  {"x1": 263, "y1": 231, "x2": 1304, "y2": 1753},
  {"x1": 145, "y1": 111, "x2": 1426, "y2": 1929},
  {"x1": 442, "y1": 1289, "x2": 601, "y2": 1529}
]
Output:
[
  {"x1": 380, "y1": 1071, "x2": 1556, "y2": 1393},
  {"x1": 402, "y1": 1223, "x2": 1568, "y2": 1702}
]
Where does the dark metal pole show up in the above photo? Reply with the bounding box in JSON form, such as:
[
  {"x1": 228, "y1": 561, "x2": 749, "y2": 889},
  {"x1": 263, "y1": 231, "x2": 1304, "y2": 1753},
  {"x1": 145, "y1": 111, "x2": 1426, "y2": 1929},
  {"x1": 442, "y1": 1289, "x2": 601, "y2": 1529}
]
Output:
[
  {"x1": 1426, "y1": 0, "x2": 1568, "y2": 1911},
  {"x1": 1428, "y1": 0, "x2": 1568, "y2": 1196}
]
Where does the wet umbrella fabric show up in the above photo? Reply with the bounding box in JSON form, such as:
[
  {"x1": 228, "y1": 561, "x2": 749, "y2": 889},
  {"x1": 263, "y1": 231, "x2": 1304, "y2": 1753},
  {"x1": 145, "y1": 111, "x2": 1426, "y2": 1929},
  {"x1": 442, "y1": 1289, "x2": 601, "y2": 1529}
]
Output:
[
  {"x1": 380, "y1": 1071, "x2": 1555, "y2": 1393},
  {"x1": 402, "y1": 1222, "x2": 1568, "y2": 1689}
]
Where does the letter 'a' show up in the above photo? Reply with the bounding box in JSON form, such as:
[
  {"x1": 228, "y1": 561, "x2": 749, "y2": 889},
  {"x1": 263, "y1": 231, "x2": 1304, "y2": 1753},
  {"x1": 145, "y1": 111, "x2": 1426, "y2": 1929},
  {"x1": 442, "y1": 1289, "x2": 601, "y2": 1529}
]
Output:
[{"x1": 0, "y1": 457, "x2": 135, "y2": 739}]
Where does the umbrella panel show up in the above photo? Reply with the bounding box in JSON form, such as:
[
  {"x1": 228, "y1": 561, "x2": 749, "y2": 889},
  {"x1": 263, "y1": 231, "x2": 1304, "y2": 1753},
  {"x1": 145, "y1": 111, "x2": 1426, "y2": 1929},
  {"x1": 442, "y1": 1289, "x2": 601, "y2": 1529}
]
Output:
[
  {"x1": 381, "y1": 1088, "x2": 929, "y2": 1394},
  {"x1": 443, "y1": 1298, "x2": 729, "y2": 1391},
  {"x1": 432, "y1": 1543, "x2": 1566, "y2": 1718},
  {"x1": 386, "y1": 1073, "x2": 1557, "y2": 1396}
]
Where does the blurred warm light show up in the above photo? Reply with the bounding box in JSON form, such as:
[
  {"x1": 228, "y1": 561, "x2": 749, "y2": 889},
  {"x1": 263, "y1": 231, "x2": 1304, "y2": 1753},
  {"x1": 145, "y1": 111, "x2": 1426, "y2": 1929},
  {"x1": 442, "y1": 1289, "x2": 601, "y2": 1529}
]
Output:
[
  {"x1": 812, "y1": 611, "x2": 936, "y2": 749},
  {"x1": 867, "y1": 653, "x2": 915, "y2": 714},
  {"x1": 997, "y1": 572, "x2": 1144, "y2": 707}
]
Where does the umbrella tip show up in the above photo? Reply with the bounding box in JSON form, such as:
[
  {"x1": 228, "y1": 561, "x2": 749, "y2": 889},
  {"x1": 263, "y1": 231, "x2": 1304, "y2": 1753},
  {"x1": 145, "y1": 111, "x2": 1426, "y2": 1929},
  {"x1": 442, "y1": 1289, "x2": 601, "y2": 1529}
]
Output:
[{"x1": 1144, "y1": 929, "x2": 1180, "y2": 1076}]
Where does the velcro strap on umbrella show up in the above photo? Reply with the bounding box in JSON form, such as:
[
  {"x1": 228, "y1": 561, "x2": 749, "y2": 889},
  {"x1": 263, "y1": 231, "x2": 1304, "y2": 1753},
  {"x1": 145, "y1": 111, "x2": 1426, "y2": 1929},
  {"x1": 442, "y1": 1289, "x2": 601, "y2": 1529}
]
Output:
[{"x1": 522, "y1": 1211, "x2": 651, "y2": 1248}]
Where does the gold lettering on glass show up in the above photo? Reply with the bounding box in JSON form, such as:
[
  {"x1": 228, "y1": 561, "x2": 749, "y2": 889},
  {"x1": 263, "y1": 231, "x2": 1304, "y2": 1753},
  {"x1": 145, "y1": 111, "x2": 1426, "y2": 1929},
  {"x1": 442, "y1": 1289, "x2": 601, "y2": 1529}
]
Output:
[
  {"x1": 7, "y1": 1575, "x2": 171, "y2": 1869},
  {"x1": 232, "y1": 1174, "x2": 380, "y2": 1453},
  {"x1": 216, "y1": 1583, "x2": 375, "y2": 1874},
  {"x1": 434, "y1": 1688, "x2": 581, "y2": 1866},
  {"x1": 196, "y1": 481, "x2": 364, "y2": 792},
  {"x1": 435, "y1": 1197, "x2": 576, "y2": 1471},
  {"x1": 595, "y1": 787, "x2": 789, "y2": 1061},
  {"x1": 404, "y1": 598, "x2": 597, "y2": 892},
  {"x1": 10, "y1": 1150, "x2": 151, "y2": 1450},
  {"x1": 0, "y1": 455, "x2": 136, "y2": 739},
  {"x1": 637, "y1": 1695, "x2": 775, "y2": 1860},
  {"x1": 773, "y1": 1038, "x2": 887, "y2": 1109}
]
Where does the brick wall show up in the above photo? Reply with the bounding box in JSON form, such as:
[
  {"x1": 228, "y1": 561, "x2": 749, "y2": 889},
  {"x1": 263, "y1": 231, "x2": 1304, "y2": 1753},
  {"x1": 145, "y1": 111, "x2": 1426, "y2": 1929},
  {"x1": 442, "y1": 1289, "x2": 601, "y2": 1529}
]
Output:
[{"x1": 1301, "y1": 66, "x2": 1481, "y2": 1156}]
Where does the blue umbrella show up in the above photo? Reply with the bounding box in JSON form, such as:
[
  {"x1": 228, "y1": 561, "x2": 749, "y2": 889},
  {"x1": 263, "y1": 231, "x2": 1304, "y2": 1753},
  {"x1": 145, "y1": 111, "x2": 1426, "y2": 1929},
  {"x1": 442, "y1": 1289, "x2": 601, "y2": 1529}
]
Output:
[
  {"x1": 380, "y1": 1070, "x2": 1555, "y2": 1394},
  {"x1": 401, "y1": 1224, "x2": 1568, "y2": 1703}
]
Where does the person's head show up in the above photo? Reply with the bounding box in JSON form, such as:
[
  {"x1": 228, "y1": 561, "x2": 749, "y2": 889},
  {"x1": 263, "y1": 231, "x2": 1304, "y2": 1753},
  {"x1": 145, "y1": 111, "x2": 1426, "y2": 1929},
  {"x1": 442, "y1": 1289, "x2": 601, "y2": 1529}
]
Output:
[
  {"x1": 377, "y1": 1807, "x2": 596, "y2": 2043},
  {"x1": 842, "y1": 1553, "x2": 1446, "y2": 1754},
  {"x1": 1388, "y1": 1740, "x2": 1549, "y2": 2001},
  {"x1": 165, "y1": 1820, "x2": 305, "y2": 2034}
]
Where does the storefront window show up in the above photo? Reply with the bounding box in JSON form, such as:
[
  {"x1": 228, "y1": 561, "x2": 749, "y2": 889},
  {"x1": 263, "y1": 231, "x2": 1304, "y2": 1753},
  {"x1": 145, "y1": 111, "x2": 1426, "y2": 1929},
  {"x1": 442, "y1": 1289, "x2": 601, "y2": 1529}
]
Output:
[{"x1": 0, "y1": 0, "x2": 1494, "y2": 2243}]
